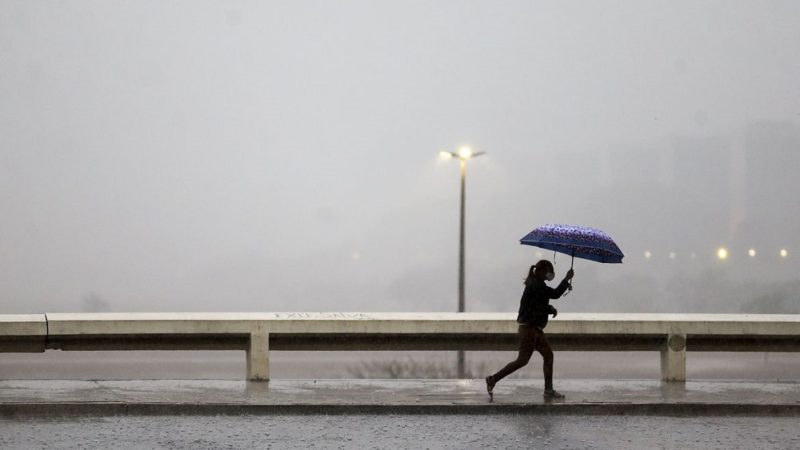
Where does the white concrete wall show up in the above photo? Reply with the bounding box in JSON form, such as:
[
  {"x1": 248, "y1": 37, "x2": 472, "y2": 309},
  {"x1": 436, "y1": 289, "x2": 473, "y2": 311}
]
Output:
[
  {"x1": 42, "y1": 312, "x2": 800, "y2": 336},
  {"x1": 0, "y1": 314, "x2": 47, "y2": 352},
  {"x1": 3, "y1": 313, "x2": 799, "y2": 382},
  {"x1": 0, "y1": 314, "x2": 47, "y2": 337}
]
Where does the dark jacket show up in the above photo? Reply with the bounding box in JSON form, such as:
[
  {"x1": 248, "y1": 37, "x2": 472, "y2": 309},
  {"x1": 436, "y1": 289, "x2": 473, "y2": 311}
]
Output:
[{"x1": 516, "y1": 278, "x2": 570, "y2": 329}]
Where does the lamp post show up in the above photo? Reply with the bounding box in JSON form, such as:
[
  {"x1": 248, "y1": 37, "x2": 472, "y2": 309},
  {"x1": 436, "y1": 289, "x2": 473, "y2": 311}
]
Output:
[{"x1": 439, "y1": 146, "x2": 485, "y2": 378}]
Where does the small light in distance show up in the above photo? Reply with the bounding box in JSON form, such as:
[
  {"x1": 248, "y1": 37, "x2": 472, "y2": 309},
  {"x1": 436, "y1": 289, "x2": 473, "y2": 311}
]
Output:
[
  {"x1": 439, "y1": 151, "x2": 453, "y2": 160},
  {"x1": 457, "y1": 146, "x2": 473, "y2": 159},
  {"x1": 780, "y1": 249, "x2": 789, "y2": 258},
  {"x1": 644, "y1": 251, "x2": 652, "y2": 259},
  {"x1": 669, "y1": 252, "x2": 676, "y2": 260},
  {"x1": 748, "y1": 248, "x2": 757, "y2": 258},
  {"x1": 717, "y1": 247, "x2": 728, "y2": 260},
  {"x1": 351, "y1": 251, "x2": 361, "y2": 261}
]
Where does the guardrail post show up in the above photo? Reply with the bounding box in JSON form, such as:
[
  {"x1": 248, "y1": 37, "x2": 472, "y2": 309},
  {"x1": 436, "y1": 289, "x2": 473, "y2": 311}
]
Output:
[
  {"x1": 660, "y1": 333, "x2": 686, "y2": 382},
  {"x1": 247, "y1": 332, "x2": 269, "y2": 382}
]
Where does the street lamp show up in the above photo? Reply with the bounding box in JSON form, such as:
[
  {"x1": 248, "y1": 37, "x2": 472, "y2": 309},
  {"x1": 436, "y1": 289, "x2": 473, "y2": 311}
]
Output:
[{"x1": 440, "y1": 146, "x2": 486, "y2": 378}]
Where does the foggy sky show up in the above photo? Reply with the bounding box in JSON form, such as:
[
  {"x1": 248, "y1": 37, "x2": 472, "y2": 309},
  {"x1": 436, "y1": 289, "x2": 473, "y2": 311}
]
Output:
[{"x1": 2, "y1": 1, "x2": 799, "y2": 314}]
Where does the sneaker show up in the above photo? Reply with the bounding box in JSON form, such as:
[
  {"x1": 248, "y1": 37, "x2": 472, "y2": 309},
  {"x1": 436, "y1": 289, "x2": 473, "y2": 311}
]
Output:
[
  {"x1": 485, "y1": 376, "x2": 495, "y2": 400},
  {"x1": 543, "y1": 389, "x2": 565, "y2": 399}
]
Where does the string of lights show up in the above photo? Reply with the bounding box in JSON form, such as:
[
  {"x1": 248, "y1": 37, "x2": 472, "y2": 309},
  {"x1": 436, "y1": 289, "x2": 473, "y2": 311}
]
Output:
[
  {"x1": 531, "y1": 248, "x2": 790, "y2": 261},
  {"x1": 638, "y1": 248, "x2": 790, "y2": 261}
]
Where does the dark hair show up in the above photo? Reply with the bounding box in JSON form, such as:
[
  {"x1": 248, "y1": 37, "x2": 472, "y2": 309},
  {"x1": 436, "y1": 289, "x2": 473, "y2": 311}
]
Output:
[{"x1": 524, "y1": 260, "x2": 554, "y2": 286}]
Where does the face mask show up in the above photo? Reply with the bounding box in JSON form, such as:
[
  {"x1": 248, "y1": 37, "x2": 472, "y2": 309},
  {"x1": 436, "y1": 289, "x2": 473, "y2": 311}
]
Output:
[{"x1": 545, "y1": 272, "x2": 555, "y2": 281}]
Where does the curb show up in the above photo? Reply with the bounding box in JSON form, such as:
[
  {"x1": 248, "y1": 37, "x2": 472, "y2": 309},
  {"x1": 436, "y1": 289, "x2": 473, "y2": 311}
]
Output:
[{"x1": 2, "y1": 402, "x2": 799, "y2": 417}]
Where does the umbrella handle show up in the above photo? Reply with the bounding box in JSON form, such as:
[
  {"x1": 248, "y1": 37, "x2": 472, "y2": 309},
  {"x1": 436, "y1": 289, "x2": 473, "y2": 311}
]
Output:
[{"x1": 568, "y1": 250, "x2": 574, "y2": 292}]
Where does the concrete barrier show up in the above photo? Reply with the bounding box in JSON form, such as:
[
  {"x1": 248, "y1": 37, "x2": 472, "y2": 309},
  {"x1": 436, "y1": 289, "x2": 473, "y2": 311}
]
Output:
[
  {"x1": 0, "y1": 314, "x2": 47, "y2": 353},
  {"x1": 2, "y1": 313, "x2": 799, "y2": 382}
]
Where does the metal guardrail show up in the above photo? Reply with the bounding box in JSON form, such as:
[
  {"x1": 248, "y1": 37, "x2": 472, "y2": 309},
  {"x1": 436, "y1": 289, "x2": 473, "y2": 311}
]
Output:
[{"x1": 1, "y1": 313, "x2": 799, "y2": 382}]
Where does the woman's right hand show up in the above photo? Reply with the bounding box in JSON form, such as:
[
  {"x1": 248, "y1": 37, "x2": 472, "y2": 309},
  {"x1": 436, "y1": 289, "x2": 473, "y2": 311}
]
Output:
[{"x1": 565, "y1": 269, "x2": 575, "y2": 281}]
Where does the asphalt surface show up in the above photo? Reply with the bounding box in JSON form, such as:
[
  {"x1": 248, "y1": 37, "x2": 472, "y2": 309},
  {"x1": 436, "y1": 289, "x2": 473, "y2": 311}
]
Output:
[
  {"x1": 2, "y1": 377, "x2": 799, "y2": 448},
  {"x1": 2, "y1": 414, "x2": 799, "y2": 449}
]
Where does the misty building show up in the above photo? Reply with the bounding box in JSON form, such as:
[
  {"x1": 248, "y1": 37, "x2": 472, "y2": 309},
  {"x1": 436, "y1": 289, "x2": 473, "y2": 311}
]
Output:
[
  {"x1": 667, "y1": 135, "x2": 734, "y2": 252},
  {"x1": 591, "y1": 123, "x2": 798, "y2": 276},
  {"x1": 737, "y1": 121, "x2": 800, "y2": 254},
  {"x1": 593, "y1": 138, "x2": 734, "y2": 259}
]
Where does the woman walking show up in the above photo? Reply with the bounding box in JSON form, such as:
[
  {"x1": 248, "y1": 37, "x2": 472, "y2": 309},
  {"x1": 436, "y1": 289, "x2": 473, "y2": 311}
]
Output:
[{"x1": 485, "y1": 260, "x2": 574, "y2": 400}]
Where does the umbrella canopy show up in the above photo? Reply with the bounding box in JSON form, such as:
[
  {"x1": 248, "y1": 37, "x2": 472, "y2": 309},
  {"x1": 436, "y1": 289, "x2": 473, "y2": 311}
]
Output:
[{"x1": 520, "y1": 224, "x2": 624, "y2": 265}]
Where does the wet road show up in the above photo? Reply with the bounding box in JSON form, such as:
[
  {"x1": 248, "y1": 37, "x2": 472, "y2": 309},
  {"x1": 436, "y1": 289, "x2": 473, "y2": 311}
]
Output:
[
  {"x1": 1, "y1": 414, "x2": 798, "y2": 450},
  {"x1": 2, "y1": 351, "x2": 798, "y2": 381}
]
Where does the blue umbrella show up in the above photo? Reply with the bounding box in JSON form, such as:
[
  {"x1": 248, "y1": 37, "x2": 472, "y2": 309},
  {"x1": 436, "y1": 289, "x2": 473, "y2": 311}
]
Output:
[{"x1": 520, "y1": 224, "x2": 624, "y2": 290}]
